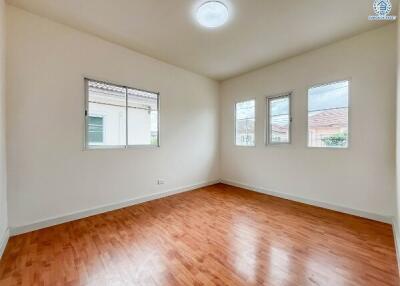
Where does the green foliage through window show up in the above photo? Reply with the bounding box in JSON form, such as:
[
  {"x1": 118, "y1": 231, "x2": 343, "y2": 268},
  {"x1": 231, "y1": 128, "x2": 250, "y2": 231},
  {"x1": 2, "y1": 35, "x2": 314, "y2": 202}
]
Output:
[{"x1": 321, "y1": 133, "x2": 347, "y2": 147}]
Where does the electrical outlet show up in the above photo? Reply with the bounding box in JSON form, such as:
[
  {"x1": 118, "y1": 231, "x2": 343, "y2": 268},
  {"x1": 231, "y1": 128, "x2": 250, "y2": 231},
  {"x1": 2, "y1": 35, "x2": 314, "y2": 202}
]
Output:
[{"x1": 157, "y1": 179, "x2": 165, "y2": 185}]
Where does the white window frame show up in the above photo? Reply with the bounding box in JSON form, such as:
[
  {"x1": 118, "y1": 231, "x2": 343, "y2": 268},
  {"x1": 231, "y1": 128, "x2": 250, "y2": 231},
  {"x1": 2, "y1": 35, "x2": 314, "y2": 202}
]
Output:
[
  {"x1": 306, "y1": 79, "x2": 351, "y2": 149},
  {"x1": 266, "y1": 92, "x2": 292, "y2": 145},
  {"x1": 234, "y1": 99, "x2": 256, "y2": 147},
  {"x1": 84, "y1": 78, "x2": 160, "y2": 150}
]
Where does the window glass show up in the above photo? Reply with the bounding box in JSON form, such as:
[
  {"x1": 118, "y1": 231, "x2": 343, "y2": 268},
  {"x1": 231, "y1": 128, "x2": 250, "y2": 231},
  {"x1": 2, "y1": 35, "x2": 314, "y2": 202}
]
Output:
[
  {"x1": 268, "y1": 95, "x2": 290, "y2": 144},
  {"x1": 127, "y1": 88, "x2": 159, "y2": 146},
  {"x1": 308, "y1": 81, "x2": 349, "y2": 148},
  {"x1": 235, "y1": 100, "x2": 255, "y2": 146},
  {"x1": 87, "y1": 81, "x2": 126, "y2": 147},
  {"x1": 85, "y1": 79, "x2": 159, "y2": 148}
]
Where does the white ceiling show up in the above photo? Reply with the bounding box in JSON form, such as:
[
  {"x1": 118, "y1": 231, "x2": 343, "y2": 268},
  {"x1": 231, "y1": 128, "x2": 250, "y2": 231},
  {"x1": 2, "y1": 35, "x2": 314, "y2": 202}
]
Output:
[{"x1": 7, "y1": 0, "x2": 398, "y2": 80}]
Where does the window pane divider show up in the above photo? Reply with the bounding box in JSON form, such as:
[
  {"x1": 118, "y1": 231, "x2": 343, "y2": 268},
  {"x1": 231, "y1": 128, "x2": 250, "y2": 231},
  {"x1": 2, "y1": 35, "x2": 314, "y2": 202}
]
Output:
[{"x1": 125, "y1": 86, "x2": 128, "y2": 149}]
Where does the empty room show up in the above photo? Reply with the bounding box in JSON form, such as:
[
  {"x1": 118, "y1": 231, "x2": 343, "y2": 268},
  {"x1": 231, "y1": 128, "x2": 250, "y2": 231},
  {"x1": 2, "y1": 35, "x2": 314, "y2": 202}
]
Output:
[{"x1": 0, "y1": 0, "x2": 400, "y2": 285}]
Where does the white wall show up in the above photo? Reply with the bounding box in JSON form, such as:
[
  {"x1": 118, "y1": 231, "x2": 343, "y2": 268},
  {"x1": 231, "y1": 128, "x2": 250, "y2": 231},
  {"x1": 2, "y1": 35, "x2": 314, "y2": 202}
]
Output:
[
  {"x1": 6, "y1": 6, "x2": 220, "y2": 229},
  {"x1": 0, "y1": 0, "x2": 8, "y2": 255},
  {"x1": 395, "y1": 4, "x2": 400, "y2": 263},
  {"x1": 220, "y1": 24, "x2": 397, "y2": 219}
]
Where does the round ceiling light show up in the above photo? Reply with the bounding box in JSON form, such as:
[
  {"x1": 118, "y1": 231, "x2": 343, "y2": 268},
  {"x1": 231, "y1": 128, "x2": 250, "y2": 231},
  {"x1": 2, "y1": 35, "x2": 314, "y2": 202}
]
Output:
[{"x1": 196, "y1": 1, "x2": 229, "y2": 28}]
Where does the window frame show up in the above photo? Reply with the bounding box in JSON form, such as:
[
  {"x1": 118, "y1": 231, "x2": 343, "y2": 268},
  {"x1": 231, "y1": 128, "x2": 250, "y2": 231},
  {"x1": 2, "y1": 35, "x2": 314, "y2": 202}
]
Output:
[
  {"x1": 266, "y1": 92, "x2": 292, "y2": 146},
  {"x1": 84, "y1": 78, "x2": 160, "y2": 150},
  {"x1": 234, "y1": 98, "x2": 256, "y2": 147},
  {"x1": 306, "y1": 78, "x2": 351, "y2": 149}
]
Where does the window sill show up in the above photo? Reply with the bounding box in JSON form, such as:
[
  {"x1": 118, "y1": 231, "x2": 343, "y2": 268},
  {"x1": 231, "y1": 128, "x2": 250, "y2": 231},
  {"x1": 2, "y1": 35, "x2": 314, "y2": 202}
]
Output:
[{"x1": 84, "y1": 145, "x2": 160, "y2": 151}]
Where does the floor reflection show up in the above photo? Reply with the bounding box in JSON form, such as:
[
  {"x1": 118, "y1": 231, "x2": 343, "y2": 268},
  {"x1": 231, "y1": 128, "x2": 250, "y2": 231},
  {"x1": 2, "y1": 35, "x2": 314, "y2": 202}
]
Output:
[
  {"x1": 231, "y1": 216, "x2": 259, "y2": 283},
  {"x1": 267, "y1": 246, "x2": 292, "y2": 285}
]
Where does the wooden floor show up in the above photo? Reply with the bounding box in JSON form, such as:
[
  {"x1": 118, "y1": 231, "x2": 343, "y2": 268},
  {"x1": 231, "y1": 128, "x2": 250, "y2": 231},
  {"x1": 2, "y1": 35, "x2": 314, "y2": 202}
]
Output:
[{"x1": 0, "y1": 184, "x2": 398, "y2": 286}]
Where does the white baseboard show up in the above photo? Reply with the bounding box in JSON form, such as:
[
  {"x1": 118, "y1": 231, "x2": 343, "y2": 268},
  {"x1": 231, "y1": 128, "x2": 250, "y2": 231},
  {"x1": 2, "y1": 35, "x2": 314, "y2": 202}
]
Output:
[
  {"x1": 220, "y1": 179, "x2": 392, "y2": 224},
  {"x1": 0, "y1": 227, "x2": 9, "y2": 258},
  {"x1": 392, "y1": 218, "x2": 400, "y2": 272},
  {"x1": 10, "y1": 180, "x2": 219, "y2": 236}
]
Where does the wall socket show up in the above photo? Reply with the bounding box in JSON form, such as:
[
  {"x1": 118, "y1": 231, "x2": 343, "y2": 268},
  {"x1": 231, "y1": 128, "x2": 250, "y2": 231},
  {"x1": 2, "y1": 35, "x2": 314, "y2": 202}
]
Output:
[{"x1": 157, "y1": 179, "x2": 165, "y2": 185}]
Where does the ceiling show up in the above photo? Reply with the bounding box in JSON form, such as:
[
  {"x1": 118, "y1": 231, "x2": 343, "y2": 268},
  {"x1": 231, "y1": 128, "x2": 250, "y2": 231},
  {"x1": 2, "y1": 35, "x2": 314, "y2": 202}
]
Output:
[{"x1": 7, "y1": 0, "x2": 398, "y2": 81}]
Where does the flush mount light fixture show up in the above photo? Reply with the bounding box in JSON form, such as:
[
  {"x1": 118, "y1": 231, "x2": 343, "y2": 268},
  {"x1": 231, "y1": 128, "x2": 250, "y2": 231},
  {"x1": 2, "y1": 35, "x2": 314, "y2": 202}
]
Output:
[{"x1": 196, "y1": 1, "x2": 229, "y2": 28}]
